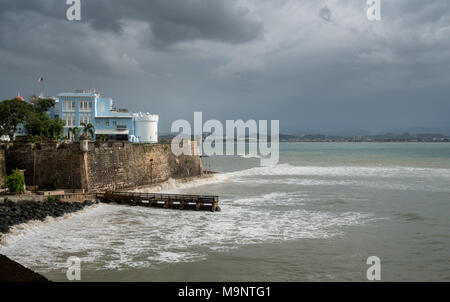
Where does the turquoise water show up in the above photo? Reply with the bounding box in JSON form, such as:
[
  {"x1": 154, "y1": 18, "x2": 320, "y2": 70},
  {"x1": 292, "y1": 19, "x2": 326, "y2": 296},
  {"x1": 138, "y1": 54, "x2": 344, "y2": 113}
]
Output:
[
  {"x1": 1, "y1": 143, "x2": 449, "y2": 281},
  {"x1": 281, "y1": 142, "x2": 450, "y2": 168}
]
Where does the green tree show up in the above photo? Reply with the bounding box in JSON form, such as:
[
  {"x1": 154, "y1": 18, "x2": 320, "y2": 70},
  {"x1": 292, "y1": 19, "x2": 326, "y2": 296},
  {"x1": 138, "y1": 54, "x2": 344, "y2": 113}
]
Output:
[
  {"x1": 68, "y1": 127, "x2": 81, "y2": 142},
  {"x1": 29, "y1": 95, "x2": 56, "y2": 113},
  {"x1": 25, "y1": 111, "x2": 64, "y2": 141},
  {"x1": 0, "y1": 99, "x2": 33, "y2": 140}
]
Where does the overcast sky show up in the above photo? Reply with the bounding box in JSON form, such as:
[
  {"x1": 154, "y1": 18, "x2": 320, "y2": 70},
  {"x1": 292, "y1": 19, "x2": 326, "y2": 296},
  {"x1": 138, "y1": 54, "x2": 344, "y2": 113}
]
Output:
[{"x1": 0, "y1": 0, "x2": 449, "y2": 134}]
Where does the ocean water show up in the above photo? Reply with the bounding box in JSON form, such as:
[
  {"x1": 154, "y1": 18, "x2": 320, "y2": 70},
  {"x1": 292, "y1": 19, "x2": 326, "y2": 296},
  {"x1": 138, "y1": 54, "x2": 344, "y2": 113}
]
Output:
[{"x1": 1, "y1": 143, "x2": 449, "y2": 281}]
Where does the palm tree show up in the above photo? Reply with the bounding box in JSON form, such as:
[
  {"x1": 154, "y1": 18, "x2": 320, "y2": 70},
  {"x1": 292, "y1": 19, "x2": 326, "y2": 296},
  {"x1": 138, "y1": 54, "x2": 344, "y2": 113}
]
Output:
[
  {"x1": 97, "y1": 134, "x2": 107, "y2": 142},
  {"x1": 68, "y1": 127, "x2": 80, "y2": 142},
  {"x1": 80, "y1": 122, "x2": 94, "y2": 140}
]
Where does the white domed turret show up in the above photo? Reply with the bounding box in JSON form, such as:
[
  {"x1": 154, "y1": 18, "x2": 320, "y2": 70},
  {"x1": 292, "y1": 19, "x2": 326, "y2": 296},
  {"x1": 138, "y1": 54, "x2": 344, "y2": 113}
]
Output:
[{"x1": 134, "y1": 112, "x2": 159, "y2": 143}]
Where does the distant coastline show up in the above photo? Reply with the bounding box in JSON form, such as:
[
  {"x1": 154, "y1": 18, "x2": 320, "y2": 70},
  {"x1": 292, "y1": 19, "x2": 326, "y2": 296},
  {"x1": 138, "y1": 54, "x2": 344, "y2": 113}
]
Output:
[
  {"x1": 159, "y1": 133, "x2": 450, "y2": 144},
  {"x1": 277, "y1": 133, "x2": 450, "y2": 143}
]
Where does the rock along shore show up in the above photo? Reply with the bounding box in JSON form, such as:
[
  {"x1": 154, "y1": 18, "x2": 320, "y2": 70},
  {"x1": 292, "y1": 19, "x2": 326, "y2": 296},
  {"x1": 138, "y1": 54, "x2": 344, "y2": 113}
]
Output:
[
  {"x1": 0, "y1": 254, "x2": 49, "y2": 282},
  {"x1": 0, "y1": 198, "x2": 96, "y2": 282},
  {"x1": 0, "y1": 199, "x2": 96, "y2": 236}
]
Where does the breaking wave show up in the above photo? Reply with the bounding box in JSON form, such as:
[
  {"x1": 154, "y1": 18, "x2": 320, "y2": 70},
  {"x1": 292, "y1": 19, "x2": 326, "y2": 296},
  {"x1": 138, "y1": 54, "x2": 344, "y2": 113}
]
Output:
[
  {"x1": 0, "y1": 196, "x2": 374, "y2": 272},
  {"x1": 0, "y1": 204, "x2": 99, "y2": 247},
  {"x1": 135, "y1": 164, "x2": 450, "y2": 193},
  {"x1": 6, "y1": 163, "x2": 443, "y2": 272},
  {"x1": 226, "y1": 164, "x2": 450, "y2": 179}
]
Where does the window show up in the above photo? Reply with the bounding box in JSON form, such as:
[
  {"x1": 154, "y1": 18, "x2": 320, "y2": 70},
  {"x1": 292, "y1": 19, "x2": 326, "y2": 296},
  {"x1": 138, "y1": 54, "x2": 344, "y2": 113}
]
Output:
[
  {"x1": 106, "y1": 121, "x2": 110, "y2": 126},
  {"x1": 80, "y1": 101, "x2": 92, "y2": 112},
  {"x1": 80, "y1": 113, "x2": 92, "y2": 125},
  {"x1": 62, "y1": 113, "x2": 76, "y2": 127},
  {"x1": 63, "y1": 100, "x2": 75, "y2": 112},
  {"x1": 113, "y1": 121, "x2": 117, "y2": 126},
  {"x1": 96, "y1": 121, "x2": 100, "y2": 127}
]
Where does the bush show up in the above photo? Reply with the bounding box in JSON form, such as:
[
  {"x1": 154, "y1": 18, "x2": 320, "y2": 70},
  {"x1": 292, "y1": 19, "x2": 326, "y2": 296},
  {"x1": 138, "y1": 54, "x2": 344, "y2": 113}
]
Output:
[
  {"x1": 47, "y1": 196, "x2": 61, "y2": 202},
  {"x1": 5, "y1": 169, "x2": 25, "y2": 194}
]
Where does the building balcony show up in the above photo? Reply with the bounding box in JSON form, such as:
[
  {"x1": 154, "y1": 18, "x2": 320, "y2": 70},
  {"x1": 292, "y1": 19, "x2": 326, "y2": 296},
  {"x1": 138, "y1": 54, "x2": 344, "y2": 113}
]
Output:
[{"x1": 95, "y1": 128, "x2": 129, "y2": 135}]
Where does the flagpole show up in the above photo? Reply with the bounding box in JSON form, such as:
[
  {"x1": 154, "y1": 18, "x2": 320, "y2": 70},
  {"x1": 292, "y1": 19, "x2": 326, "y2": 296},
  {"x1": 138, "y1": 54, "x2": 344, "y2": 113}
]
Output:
[{"x1": 39, "y1": 77, "x2": 44, "y2": 97}]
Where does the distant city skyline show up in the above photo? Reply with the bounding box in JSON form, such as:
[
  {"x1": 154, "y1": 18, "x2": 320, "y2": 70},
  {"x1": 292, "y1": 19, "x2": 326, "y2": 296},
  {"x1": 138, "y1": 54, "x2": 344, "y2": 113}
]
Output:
[{"x1": 1, "y1": 0, "x2": 449, "y2": 135}]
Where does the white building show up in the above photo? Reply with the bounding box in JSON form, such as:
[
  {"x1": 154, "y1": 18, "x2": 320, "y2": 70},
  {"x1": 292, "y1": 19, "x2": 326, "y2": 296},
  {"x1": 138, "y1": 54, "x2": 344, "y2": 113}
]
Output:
[{"x1": 133, "y1": 112, "x2": 159, "y2": 143}]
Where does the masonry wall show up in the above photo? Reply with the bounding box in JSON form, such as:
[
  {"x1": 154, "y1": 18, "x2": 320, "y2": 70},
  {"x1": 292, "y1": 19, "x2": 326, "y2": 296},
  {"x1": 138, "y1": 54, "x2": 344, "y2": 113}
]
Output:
[
  {"x1": 86, "y1": 142, "x2": 202, "y2": 191},
  {"x1": 5, "y1": 143, "x2": 84, "y2": 190},
  {"x1": 5, "y1": 142, "x2": 202, "y2": 192},
  {"x1": 0, "y1": 147, "x2": 6, "y2": 186}
]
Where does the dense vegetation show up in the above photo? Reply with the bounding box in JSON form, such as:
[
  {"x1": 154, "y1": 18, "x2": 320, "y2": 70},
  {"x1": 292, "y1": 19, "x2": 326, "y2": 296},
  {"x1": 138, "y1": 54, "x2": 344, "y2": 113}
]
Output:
[{"x1": 0, "y1": 95, "x2": 64, "y2": 142}]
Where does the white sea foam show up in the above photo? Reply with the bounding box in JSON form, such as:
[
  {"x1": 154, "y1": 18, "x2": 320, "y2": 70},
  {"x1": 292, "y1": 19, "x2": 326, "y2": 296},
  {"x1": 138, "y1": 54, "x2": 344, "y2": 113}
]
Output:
[
  {"x1": 0, "y1": 204, "x2": 100, "y2": 246},
  {"x1": 237, "y1": 177, "x2": 448, "y2": 192},
  {"x1": 147, "y1": 251, "x2": 206, "y2": 264},
  {"x1": 231, "y1": 192, "x2": 308, "y2": 206},
  {"x1": 158, "y1": 164, "x2": 450, "y2": 193},
  {"x1": 147, "y1": 165, "x2": 450, "y2": 195},
  {"x1": 239, "y1": 154, "x2": 262, "y2": 159},
  {"x1": 133, "y1": 174, "x2": 233, "y2": 194},
  {"x1": 133, "y1": 164, "x2": 450, "y2": 196},
  {"x1": 0, "y1": 199, "x2": 374, "y2": 272},
  {"x1": 9, "y1": 164, "x2": 435, "y2": 272},
  {"x1": 1, "y1": 162, "x2": 446, "y2": 272},
  {"x1": 227, "y1": 164, "x2": 450, "y2": 179}
]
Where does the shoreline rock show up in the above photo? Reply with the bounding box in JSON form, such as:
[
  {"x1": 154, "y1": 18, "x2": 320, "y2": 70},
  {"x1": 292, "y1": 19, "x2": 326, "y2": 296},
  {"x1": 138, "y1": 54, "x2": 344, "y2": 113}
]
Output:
[
  {"x1": 0, "y1": 199, "x2": 96, "y2": 282},
  {"x1": 0, "y1": 199, "x2": 95, "y2": 237},
  {"x1": 0, "y1": 254, "x2": 49, "y2": 282}
]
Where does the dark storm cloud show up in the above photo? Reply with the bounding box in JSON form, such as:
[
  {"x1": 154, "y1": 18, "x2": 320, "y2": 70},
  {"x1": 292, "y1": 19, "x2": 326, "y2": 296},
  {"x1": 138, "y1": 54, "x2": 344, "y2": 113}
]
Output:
[
  {"x1": 87, "y1": 0, "x2": 263, "y2": 46},
  {"x1": 0, "y1": 0, "x2": 263, "y2": 46},
  {"x1": 0, "y1": 0, "x2": 262, "y2": 75}
]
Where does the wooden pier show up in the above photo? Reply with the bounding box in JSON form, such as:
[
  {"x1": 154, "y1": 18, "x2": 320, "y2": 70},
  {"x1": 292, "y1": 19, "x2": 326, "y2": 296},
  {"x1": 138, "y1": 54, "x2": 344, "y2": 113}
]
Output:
[{"x1": 96, "y1": 191, "x2": 220, "y2": 212}]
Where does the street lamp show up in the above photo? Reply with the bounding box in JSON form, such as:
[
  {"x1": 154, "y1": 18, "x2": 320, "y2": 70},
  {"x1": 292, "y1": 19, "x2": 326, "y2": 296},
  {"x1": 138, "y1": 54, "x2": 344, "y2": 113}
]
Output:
[{"x1": 150, "y1": 159, "x2": 153, "y2": 185}]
